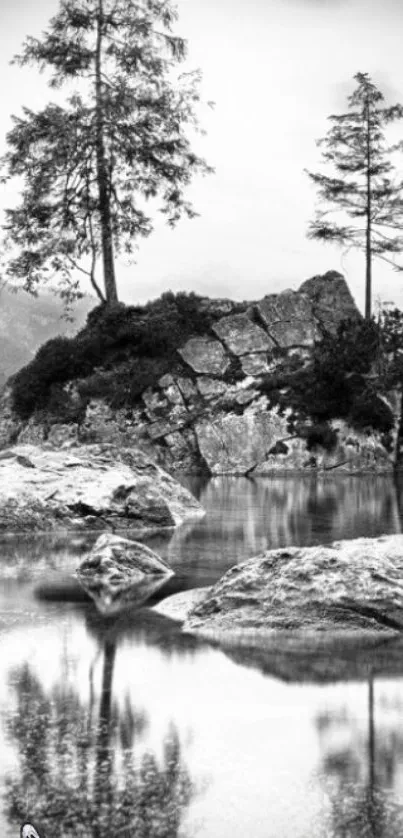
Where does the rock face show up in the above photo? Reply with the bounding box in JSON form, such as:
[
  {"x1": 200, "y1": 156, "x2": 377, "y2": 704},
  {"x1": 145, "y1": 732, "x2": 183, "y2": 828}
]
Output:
[
  {"x1": 257, "y1": 290, "x2": 317, "y2": 348},
  {"x1": 0, "y1": 443, "x2": 205, "y2": 532},
  {"x1": 195, "y1": 402, "x2": 289, "y2": 474},
  {"x1": 77, "y1": 533, "x2": 173, "y2": 614},
  {"x1": 212, "y1": 313, "x2": 274, "y2": 355},
  {"x1": 184, "y1": 535, "x2": 403, "y2": 635},
  {"x1": 300, "y1": 271, "x2": 360, "y2": 334},
  {"x1": 178, "y1": 336, "x2": 230, "y2": 375},
  {"x1": 1, "y1": 270, "x2": 398, "y2": 475}
]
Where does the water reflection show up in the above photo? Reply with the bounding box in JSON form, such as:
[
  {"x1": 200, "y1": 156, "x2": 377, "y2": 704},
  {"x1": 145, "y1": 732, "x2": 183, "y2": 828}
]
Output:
[
  {"x1": 3, "y1": 476, "x2": 403, "y2": 837},
  {"x1": 317, "y1": 677, "x2": 403, "y2": 838},
  {"x1": 4, "y1": 620, "x2": 195, "y2": 838},
  {"x1": 152, "y1": 475, "x2": 403, "y2": 585}
]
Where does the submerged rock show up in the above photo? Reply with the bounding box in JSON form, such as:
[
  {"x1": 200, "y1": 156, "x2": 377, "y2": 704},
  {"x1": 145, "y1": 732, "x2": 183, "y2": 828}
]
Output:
[
  {"x1": 184, "y1": 534, "x2": 403, "y2": 635},
  {"x1": 153, "y1": 587, "x2": 211, "y2": 621},
  {"x1": 77, "y1": 533, "x2": 173, "y2": 615},
  {"x1": 0, "y1": 443, "x2": 205, "y2": 532}
]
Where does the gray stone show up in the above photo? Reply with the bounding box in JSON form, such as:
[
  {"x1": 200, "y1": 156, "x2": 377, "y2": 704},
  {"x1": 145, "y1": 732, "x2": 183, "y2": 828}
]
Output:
[
  {"x1": 178, "y1": 337, "x2": 230, "y2": 376},
  {"x1": 146, "y1": 416, "x2": 188, "y2": 440},
  {"x1": 0, "y1": 443, "x2": 205, "y2": 532},
  {"x1": 241, "y1": 353, "x2": 270, "y2": 376},
  {"x1": 142, "y1": 388, "x2": 169, "y2": 418},
  {"x1": 212, "y1": 313, "x2": 274, "y2": 356},
  {"x1": 267, "y1": 320, "x2": 317, "y2": 348},
  {"x1": 257, "y1": 291, "x2": 317, "y2": 348},
  {"x1": 165, "y1": 384, "x2": 186, "y2": 406},
  {"x1": 158, "y1": 374, "x2": 175, "y2": 389},
  {"x1": 195, "y1": 403, "x2": 290, "y2": 474},
  {"x1": 47, "y1": 423, "x2": 79, "y2": 448},
  {"x1": 300, "y1": 270, "x2": 360, "y2": 334},
  {"x1": 153, "y1": 587, "x2": 210, "y2": 621},
  {"x1": 176, "y1": 377, "x2": 198, "y2": 401},
  {"x1": 197, "y1": 377, "x2": 227, "y2": 398},
  {"x1": 77, "y1": 533, "x2": 173, "y2": 615},
  {"x1": 184, "y1": 534, "x2": 403, "y2": 635}
]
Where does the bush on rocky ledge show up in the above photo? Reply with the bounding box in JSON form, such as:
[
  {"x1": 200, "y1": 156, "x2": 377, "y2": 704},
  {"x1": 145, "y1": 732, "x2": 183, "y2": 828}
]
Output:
[{"x1": 11, "y1": 292, "x2": 214, "y2": 419}]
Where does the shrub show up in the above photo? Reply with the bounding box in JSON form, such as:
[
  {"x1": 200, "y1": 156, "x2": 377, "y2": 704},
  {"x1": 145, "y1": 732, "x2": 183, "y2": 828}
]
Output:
[
  {"x1": 77, "y1": 356, "x2": 173, "y2": 409},
  {"x1": 305, "y1": 422, "x2": 338, "y2": 453},
  {"x1": 349, "y1": 392, "x2": 394, "y2": 434},
  {"x1": 12, "y1": 337, "x2": 76, "y2": 419},
  {"x1": 11, "y1": 291, "x2": 214, "y2": 420}
]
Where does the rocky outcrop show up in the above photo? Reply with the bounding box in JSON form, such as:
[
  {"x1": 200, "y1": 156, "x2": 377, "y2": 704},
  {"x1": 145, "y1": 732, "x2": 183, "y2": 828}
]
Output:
[
  {"x1": 1, "y1": 270, "x2": 398, "y2": 475},
  {"x1": 212, "y1": 313, "x2": 274, "y2": 355},
  {"x1": 77, "y1": 533, "x2": 173, "y2": 614},
  {"x1": 183, "y1": 534, "x2": 403, "y2": 635},
  {"x1": 178, "y1": 336, "x2": 230, "y2": 375},
  {"x1": 0, "y1": 443, "x2": 205, "y2": 532},
  {"x1": 195, "y1": 401, "x2": 289, "y2": 474}
]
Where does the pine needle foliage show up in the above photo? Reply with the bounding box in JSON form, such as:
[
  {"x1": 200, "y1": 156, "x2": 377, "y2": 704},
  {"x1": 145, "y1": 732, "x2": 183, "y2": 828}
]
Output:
[
  {"x1": 306, "y1": 72, "x2": 403, "y2": 319},
  {"x1": 1, "y1": 0, "x2": 213, "y2": 304}
]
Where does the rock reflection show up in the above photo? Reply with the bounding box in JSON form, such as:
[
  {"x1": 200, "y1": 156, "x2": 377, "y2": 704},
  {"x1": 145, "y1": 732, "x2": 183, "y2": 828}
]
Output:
[
  {"x1": 317, "y1": 676, "x2": 403, "y2": 837},
  {"x1": 159, "y1": 476, "x2": 402, "y2": 584},
  {"x1": 4, "y1": 635, "x2": 195, "y2": 838}
]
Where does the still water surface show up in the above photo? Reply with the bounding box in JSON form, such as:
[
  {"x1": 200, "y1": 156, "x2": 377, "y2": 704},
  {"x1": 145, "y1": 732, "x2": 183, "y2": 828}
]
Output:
[{"x1": 1, "y1": 476, "x2": 403, "y2": 838}]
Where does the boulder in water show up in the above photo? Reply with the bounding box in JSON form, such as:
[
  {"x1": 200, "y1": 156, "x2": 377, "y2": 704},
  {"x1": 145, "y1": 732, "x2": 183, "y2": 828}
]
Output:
[
  {"x1": 184, "y1": 534, "x2": 403, "y2": 635},
  {"x1": 0, "y1": 443, "x2": 205, "y2": 532},
  {"x1": 77, "y1": 532, "x2": 174, "y2": 614}
]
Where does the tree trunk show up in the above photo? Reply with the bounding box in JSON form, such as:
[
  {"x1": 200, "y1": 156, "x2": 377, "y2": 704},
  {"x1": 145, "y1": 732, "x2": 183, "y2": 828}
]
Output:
[
  {"x1": 95, "y1": 0, "x2": 118, "y2": 304},
  {"x1": 365, "y1": 100, "x2": 372, "y2": 320}
]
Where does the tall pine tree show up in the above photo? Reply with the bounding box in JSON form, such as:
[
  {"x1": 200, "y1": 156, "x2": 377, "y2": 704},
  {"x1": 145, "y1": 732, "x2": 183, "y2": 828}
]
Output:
[
  {"x1": 1, "y1": 0, "x2": 212, "y2": 304},
  {"x1": 306, "y1": 72, "x2": 403, "y2": 319}
]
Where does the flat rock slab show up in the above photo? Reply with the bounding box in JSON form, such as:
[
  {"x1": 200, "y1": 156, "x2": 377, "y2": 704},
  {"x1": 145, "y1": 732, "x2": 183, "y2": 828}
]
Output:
[
  {"x1": 0, "y1": 443, "x2": 205, "y2": 532},
  {"x1": 257, "y1": 291, "x2": 317, "y2": 348},
  {"x1": 178, "y1": 337, "x2": 230, "y2": 376},
  {"x1": 153, "y1": 587, "x2": 211, "y2": 621},
  {"x1": 300, "y1": 271, "x2": 360, "y2": 334},
  {"x1": 195, "y1": 405, "x2": 289, "y2": 474},
  {"x1": 184, "y1": 534, "x2": 403, "y2": 635},
  {"x1": 212, "y1": 313, "x2": 274, "y2": 356},
  {"x1": 77, "y1": 533, "x2": 173, "y2": 615}
]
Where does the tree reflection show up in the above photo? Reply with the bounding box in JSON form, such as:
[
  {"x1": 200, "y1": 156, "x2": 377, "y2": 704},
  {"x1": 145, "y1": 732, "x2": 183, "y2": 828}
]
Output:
[
  {"x1": 4, "y1": 647, "x2": 194, "y2": 838},
  {"x1": 317, "y1": 676, "x2": 403, "y2": 837}
]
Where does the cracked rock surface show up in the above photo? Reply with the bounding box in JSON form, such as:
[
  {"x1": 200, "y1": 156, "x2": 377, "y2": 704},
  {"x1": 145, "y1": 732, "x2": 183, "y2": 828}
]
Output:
[
  {"x1": 183, "y1": 534, "x2": 403, "y2": 634},
  {"x1": 0, "y1": 443, "x2": 205, "y2": 532}
]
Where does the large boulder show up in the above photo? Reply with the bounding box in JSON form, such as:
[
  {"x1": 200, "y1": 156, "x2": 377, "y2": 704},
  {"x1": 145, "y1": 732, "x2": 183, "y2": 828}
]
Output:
[
  {"x1": 178, "y1": 336, "x2": 230, "y2": 375},
  {"x1": 184, "y1": 535, "x2": 403, "y2": 635},
  {"x1": 300, "y1": 270, "x2": 360, "y2": 334},
  {"x1": 195, "y1": 401, "x2": 289, "y2": 474},
  {"x1": 256, "y1": 290, "x2": 317, "y2": 348},
  {"x1": 77, "y1": 533, "x2": 173, "y2": 614},
  {"x1": 212, "y1": 313, "x2": 274, "y2": 356},
  {"x1": 0, "y1": 443, "x2": 205, "y2": 532}
]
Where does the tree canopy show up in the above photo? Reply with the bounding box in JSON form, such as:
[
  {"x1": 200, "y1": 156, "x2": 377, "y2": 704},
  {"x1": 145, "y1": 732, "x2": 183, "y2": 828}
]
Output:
[
  {"x1": 306, "y1": 72, "x2": 403, "y2": 319},
  {"x1": 1, "y1": 0, "x2": 212, "y2": 304}
]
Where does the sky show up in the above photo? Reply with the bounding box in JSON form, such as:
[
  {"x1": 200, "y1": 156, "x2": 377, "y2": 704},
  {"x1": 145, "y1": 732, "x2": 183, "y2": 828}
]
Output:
[{"x1": 1, "y1": 0, "x2": 403, "y2": 311}]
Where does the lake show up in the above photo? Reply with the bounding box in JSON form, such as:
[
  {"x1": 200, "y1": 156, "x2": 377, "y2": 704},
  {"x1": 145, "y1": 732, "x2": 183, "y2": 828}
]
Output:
[{"x1": 1, "y1": 475, "x2": 403, "y2": 838}]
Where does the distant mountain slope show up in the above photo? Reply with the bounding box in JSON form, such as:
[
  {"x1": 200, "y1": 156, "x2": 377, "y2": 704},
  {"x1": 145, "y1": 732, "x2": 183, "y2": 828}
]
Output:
[{"x1": 0, "y1": 284, "x2": 95, "y2": 387}]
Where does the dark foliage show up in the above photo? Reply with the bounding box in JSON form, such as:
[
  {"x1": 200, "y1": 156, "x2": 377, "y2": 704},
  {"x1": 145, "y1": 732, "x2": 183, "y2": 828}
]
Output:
[
  {"x1": 257, "y1": 317, "x2": 394, "y2": 436},
  {"x1": 305, "y1": 422, "x2": 338, "y2": 453},
  {"x1": 11, "y1": 292, "x2": 215, "y2": 419}
]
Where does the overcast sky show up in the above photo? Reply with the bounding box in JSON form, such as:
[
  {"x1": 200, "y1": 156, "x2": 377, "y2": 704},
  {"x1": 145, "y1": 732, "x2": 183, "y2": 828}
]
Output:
[{"x1": 2, "y1": 0, "x2": 403, "y2": 311}]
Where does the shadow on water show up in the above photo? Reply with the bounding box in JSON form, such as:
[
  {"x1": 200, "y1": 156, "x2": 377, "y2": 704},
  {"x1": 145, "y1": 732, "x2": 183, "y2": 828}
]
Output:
[
  {"x1": 4, "y1": 609, "x2": 198, "y2": 838},
  {"x1": 316, "y1": 675, "x2": 403, "y2": 837}
]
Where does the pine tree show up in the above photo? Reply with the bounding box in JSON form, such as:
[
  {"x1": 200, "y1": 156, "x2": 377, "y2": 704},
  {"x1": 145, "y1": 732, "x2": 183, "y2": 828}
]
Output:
[
  {"x1": 1, "y1": 0, "x2": 212, "y2": 304},
  {"x1": 306, "y1": 72, "x2": 403, "y2": 319}
]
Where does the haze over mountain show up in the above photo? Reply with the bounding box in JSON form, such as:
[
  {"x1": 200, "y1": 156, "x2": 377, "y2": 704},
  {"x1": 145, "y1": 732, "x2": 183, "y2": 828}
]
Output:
[{"x1": 0, "y1": 284, "x2": 95, "y2": 388}]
